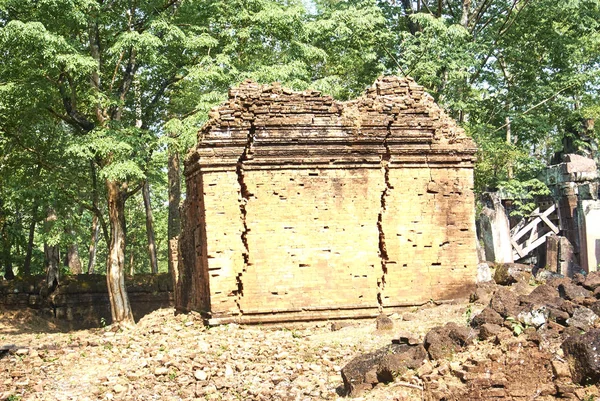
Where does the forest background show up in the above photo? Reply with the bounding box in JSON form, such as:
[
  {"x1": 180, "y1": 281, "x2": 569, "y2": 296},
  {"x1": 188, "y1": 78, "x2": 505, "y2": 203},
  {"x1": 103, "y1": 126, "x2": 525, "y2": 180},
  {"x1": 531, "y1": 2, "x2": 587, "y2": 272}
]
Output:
[{"x1": 0, "y1": 0, "x2": 598, "y2": 323}]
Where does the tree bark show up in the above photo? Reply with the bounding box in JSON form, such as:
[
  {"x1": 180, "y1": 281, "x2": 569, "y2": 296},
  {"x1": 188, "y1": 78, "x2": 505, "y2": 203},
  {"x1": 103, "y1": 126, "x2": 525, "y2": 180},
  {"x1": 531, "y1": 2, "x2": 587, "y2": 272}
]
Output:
[
  {"x1": 87, "y1": 214, "x2": 100, "y2": 274},
  {"x1": 129, "y1": 234, "x2": 135, "y2": 276},
  {"x1": 167, "y1": 139, "x2": 181, "y2": 275},
  {"x1": 142, "y1": 180, "x2": 159, "y2": 274},
  {"x1": 62, "y1": 223, "x2": 83, "y2": 274},
  {"x1": 506, "y1": 115, "x2": 513, "y2": 179},
  {"x1": 460, "y1": 0, "x2": 471, "y2": 27},
  {"x1": 44, "y1": 242, "x2": 60, "y2": 290},
  {"x1": 68, "y1": 241, "x2": 83, "y2": 274},
  {"x1": 44, "y1": 208, "x2": 59, "y2": 290},
  {"x1": 106, "y1": 180, "x2": 135, "y2": 327},
  {"x1": 23, "y1": 209, "x2": 37, "y2": 276},
  {"x1": 401, "y1": 0, "x2": 419, "y2": 35},
  {"x1": 1, "y1": 227, "x2": 14, "y2": 280}
]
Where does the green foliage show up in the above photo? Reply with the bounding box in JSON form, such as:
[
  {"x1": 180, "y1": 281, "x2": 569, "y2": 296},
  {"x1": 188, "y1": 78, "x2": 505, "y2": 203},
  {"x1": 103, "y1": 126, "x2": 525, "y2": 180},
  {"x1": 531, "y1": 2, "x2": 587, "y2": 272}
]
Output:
[
  {"x1": 505, "y1": 317, "x2": 527, "y2": 336},
  {"x1": 379, "y1": 0, "x2": 600, "y2": 191},
  {"x1": 498, "y1": 179, "x2": 551, "y2": 217},
  {"x1": 464, "y1": 303, "x2": 473, "y2": 326},
  {"x1": 1, "y1": 0, "x2": 599, "y2": 280}
]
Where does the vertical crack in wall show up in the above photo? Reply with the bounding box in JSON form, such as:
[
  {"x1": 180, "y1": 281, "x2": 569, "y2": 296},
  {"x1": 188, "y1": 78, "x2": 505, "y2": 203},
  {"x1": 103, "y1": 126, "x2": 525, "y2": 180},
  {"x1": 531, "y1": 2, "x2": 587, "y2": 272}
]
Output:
[
  {"x1": 377, "y1": 114, "x2": 396, "y2": 309},
  {"x1": 424, "y1": 151, "x2": 436, "y2": 300},
  {"x1": 233, "y1": 120, "x2": 256, "y2": 314}
]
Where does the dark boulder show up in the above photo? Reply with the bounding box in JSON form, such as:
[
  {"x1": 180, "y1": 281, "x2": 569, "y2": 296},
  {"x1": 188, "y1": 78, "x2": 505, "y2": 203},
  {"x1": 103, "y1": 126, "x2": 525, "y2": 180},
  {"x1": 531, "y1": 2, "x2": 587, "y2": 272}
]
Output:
[
  {"x1": 341, "y1": 343, "x2": 426, "y2": 396},
  {"x1": 582, "y1": 272, "x2": 600, "y2": 291},
  {"x1": 494, "y1": 263, "x2": 532, "y2": 286},
  {"x1": 479, "y1": 323, "x2": 503, "y2": 340},
  {"x1": 566, "y1": 307, "x2": 599, "y2": 331},
  {"x1": 375, "y1": 313, "x2": 394, "y2": 331},
  {"x1": 558, "y1": 282, "x2": 592, "y2": 301},
  {"x1": 490, "y1": 287, "x2": 521, "y2": 318},
  {"x1": 519, "y1": 284, "x2": 559, "y2": 306},
  {"x1": 470, "y1": 307, "x2": 504, "y2": 329},
  {"x1": 424, "y1": 322, "x2": 474, "y2": 360},
  {"x1": 562, "y1": 329, "x2": 600, "y2": 385}
]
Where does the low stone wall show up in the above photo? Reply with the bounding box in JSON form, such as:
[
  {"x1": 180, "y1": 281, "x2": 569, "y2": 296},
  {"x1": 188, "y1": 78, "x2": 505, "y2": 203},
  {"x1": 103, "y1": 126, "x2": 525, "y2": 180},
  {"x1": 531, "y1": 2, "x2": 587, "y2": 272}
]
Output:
[{"x1": 0, "y1": 274, "x2": 173, "y2": 328}]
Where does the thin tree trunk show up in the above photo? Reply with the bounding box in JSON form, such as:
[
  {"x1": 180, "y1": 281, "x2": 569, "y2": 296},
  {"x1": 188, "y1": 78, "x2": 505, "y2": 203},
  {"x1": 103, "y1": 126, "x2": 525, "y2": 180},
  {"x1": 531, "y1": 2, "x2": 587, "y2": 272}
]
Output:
[
  {"x1": 401, "y1": 0, "x2": 418, "y2": 35},
  {"x1": 106, "y1": 180, "x2": 134, "y2": 327},
  {"x1": 460, "y1": 0, "x2": 471, "y2": 27},
  {"x1": 14, "y1": 208, "x2": 22, "y2": 256},
  {"x1": 129, "y1": 234, "x2": 135, "y2": 276},
  {"x1": 44, "y1": 208, "x2": 59, "y2": 290},
  {"x1": 2, "y1": 229, "x2": 14, "y2": 280},
  {"x1": 87, "y1": 214, "x2": 100, "y2": 274},
  {"x1": 142, "y1": 180, "x2": 158, "y2": 274},
  {"x1": 23, "y1": 204, "x2": 39, "y2": 276},
  {"x1": 167, "y1": 139, "x2": 181, "y2": 275},
  {"x1": 506, "y1": 115, "x2": 513, "y2": 179}
]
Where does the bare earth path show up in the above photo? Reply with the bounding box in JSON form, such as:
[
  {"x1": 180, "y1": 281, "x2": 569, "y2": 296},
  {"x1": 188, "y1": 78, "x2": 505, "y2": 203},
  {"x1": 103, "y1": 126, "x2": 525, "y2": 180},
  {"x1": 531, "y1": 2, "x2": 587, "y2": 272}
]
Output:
[{"x1": 0, "y1": 303, "x2": 469, "y2": 401}]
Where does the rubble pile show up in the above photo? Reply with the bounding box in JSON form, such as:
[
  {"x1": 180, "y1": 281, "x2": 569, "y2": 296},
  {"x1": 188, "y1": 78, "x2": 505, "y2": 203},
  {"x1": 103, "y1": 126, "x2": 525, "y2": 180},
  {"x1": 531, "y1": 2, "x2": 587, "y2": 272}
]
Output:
[{"x1": 342, "y1": 265, "x2": 600, "y2": 400}]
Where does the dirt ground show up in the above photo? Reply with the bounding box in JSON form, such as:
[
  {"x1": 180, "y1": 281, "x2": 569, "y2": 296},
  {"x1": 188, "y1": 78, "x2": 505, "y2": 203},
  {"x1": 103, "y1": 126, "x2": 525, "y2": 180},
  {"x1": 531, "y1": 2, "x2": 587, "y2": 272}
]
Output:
[
  {"x1": 0, "y1": 301, "x2": 474, "y2": 401},
  {"x1": 1, "y1": 288, "x2": 598, "y2": 401}
]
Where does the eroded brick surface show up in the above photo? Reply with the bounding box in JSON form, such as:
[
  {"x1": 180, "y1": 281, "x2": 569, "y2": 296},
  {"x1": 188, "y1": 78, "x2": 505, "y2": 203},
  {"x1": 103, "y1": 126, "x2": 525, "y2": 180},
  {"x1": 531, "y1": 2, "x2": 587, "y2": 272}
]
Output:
[{"x1": 177, "y1": 76, "x2": 478, "y2": 324}]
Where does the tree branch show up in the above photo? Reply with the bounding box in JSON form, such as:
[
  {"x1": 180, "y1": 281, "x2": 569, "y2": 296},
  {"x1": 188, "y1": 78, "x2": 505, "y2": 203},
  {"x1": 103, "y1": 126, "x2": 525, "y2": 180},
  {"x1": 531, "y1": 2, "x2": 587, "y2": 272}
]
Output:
[
  {"x1": 140, "y1": 73, "x2": 186, "y2": 128},
  {"x1": 131, "y1": 0, "x2": 181, "y2": 31},
  {"x1": 401, "y1": 0, "x2": 419, "y2": 35},
  {"x1": 111, "y1": 47, "x2": 138, "y2": 121},
  {"x1": 77, "y1": 199, "x2": 110, "y2": 245},
  {"x1": 492, "y1": 84, "x2": 577, "y2": 133},
  {"x1": 124, "y1": 182, "x2": 143, "y2": 200},
  {"x1": 57, "y1": 72, "x2": 95, "y2": 132},
  {"x1": 445, "y1": 0, "x2": 456, "y2": 19},
  {"x1": 468, "y1": 0, "x2": 493, "y2": 31},
  {"x1": 469, "y1": 0, "x2": 529, "y2": 85}
]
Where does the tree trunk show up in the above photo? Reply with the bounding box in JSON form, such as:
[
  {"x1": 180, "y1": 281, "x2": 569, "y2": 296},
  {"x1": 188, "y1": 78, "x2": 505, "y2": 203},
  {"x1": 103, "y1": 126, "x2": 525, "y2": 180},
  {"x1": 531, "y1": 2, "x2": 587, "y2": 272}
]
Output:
[
  {"x1": 505, "y1": 115, "x2": 514, "y2": 179},
  {"x1": 68, "y1": 241, "x2": 83, "y2": 274},
  {"x1": 106, "y1": 180, "x2": 135, "y2": 327},
  {"x1": 460, "y1": 0, "x2": 471, "y2": 28},
  {"x1": 142, "y1": 180, "x2": 159, "y2": 274},
  {"x1": 23, "y1": 204, "x2": 38, "y2": 276},
  {"x1": 44, "y1": 242, "x2": 60, "y2": 290},
  {"x1": 129, "y1": 234, "x2": 135, "y2": 276},
  {"x1": 167, "y1": 141, "x2": 181, "y2": 275},
  {"x1": 87, "y1": 214, "x2": 100, "y2": 274},
  {"x1": 1, "y1": 228, "x2": 14, "y2": 280},
  {"x1": 401, "y1": 0, "x2": 418, "y2": 35},
  {"x1": 44, "y1": 208, "x2": 60, "y2": 290}
]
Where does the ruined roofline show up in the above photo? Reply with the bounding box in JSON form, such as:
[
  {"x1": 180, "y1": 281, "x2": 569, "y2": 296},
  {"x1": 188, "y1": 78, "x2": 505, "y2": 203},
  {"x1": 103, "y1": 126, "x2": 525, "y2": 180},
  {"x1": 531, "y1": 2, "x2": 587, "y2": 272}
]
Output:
[{"x1": 186, "y1": 75, "x2": 476, "y2": 170}]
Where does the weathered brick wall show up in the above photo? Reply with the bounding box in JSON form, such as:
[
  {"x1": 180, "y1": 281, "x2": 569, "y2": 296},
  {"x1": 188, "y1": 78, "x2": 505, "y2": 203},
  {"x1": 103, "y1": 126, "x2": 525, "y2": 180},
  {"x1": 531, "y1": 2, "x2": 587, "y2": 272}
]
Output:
[
  {"x1": 0, "y1": 274, "x2": 173, "y2": 328},
  {"x1": 178, "y1": 76, "x2": 478, "y2": 324}
]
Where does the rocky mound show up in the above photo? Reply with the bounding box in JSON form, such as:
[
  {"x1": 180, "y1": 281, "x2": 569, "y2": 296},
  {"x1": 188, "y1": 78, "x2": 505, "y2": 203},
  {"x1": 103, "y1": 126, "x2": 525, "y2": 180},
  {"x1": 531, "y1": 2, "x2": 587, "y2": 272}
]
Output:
[{"x1": 341, "y1": 265, "x2": 600, "y2": 400}]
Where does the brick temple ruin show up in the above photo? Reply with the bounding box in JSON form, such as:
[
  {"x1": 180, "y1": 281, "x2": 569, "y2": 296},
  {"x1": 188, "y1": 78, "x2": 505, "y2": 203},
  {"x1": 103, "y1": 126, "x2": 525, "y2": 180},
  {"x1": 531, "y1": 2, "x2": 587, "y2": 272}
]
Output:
[{"x1": 176, "y1": 76, "x2": 478, "y2": 324}]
